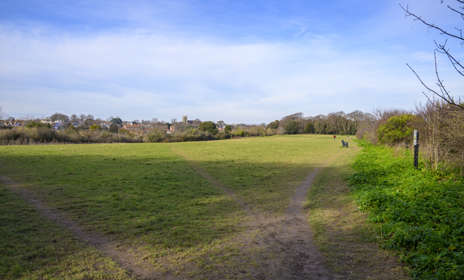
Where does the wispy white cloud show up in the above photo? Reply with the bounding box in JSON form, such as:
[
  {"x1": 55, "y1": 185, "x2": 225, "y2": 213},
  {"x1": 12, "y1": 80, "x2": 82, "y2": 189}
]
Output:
[{"x1": 0, "y1": 16, "x2": 462, "y2": 123}]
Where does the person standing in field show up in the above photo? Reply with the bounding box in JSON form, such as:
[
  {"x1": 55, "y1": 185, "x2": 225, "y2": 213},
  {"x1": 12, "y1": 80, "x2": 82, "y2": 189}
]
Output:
[{"x1": 333, "y1": 135, "x2": 336, "y2": 140}]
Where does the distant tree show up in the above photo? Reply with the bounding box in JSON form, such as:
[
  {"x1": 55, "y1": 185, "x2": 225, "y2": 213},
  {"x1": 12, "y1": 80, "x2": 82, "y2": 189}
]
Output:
[
  {"x1": 109, "y1": 123, "x2": 119, "y2": 133},
  {"x1": 89, "y1": 124, "x2": 101, "y2": 131},
  {"x1": 304, "y1": 121, "x2": 315, "y2": 133},
  {"x1": 146, "y1": 128, "x2": 165, "y2": 142},
  {"x1": 199, "y1": 121, "x2": 218, "y2": 135},
  {"x1": 182, "y1": 115, "x2": 188, "y2": 124},
  {"x1": 377, "y1": 114, "x2": 415, "y2": 145},
  {"x1": 217, "y1": 120, "x2": 226, "y2": 129},
  {"x1": 284, "y1": 120, "x2": 300, "y2": 134},
  {"x1": 25, "y1": 121, "x2": 50, "y2": 128},
  {"x1": 111, "y1": 117, "x2": 123, "y2": 127},
  {"x1": 280, "y1": 113, "x2": 303, "y2": 134},
  {"x1": 266, "y1": 120, "x2": 280, "y2": 130},
  {"x1": 224, "y1": 125, "x2": 232, "y2": 134}
]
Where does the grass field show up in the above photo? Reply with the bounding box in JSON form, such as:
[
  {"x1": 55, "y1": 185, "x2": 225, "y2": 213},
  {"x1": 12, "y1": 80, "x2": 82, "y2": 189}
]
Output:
[{"x1": 0, "y1": 135, "x2": 407, "y2": 279}]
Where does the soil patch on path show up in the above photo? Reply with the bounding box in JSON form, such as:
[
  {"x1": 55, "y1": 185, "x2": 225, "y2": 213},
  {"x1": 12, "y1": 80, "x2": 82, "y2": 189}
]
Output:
[{"x1": 172, "y1": 147, "x2": 340, "y2": 279}]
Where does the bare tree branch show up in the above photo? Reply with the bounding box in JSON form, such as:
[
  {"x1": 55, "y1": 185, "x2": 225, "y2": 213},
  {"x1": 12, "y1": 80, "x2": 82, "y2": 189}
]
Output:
[
  {"x1": 433, "y1": 51, "x2": 455, "y2": 103},
  {"x1": 401, "y1": 1, "x2": 464, "y2": 111},
  {"x1": 447, "y1": 5, "x2": 464, "y2": 18},
  {"x1": 435, "y1": 42, "x2": 464, "y2": 76},
  {"x1": 399, "y1": 3, "x2": 464, "y2": 41},
  {"x1": 406, "y1": 63, "x2": 464, "y2": 110}
]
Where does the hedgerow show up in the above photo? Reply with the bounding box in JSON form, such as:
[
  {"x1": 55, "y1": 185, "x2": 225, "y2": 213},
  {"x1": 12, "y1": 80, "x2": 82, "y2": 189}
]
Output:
[{"x1": 349, "y1": 142, "x2": 464, "y2": 279}]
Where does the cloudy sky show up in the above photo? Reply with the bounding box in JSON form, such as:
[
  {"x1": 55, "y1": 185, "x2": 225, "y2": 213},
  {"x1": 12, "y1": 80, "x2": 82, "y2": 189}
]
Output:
[{"x1": 0, "y1": 0, "x2": 463, "y2": 123}]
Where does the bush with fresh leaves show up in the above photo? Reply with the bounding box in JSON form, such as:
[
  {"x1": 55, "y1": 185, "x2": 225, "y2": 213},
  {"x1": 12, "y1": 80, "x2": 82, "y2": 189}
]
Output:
[
  {"x1": 284, "y1": 120, "x2": 300, "y2": 134},
  {"x1": 377, "y1": 114, "x2": 415, "y2": 145},
  {"x1": 25, "y1": 121, "x2": 50, "y2": 129},
  {"x1": 266, "y1": 120, "x2": 280, "y2": 130},
  {"x1": 350, "y1": 142, "x2": 464, "y2": 279},
  {"x1": 199, "y1": 121, "x2": 218, "y2": 135}
]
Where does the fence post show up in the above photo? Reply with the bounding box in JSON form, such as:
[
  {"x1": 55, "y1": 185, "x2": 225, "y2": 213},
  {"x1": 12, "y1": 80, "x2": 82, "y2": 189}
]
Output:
[{"x1": 413, "y1": 129, "x2": 419, "y2": 169}]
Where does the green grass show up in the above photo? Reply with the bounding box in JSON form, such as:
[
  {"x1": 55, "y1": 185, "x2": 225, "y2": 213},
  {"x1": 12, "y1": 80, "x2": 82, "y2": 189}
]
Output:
[
  {"x1": 0, "y1": 135, "x2": 363, "y2": 278},
  {"x1": 170, "y1": 135, "x2": 345, "y2": 213},
  {"x1": 0, "y1": 143, "x2": 243, "y2": 278},
  {"x1": 0, "y1": 186, "x2": 132, "y2": 280},
  {"x1": 307, "y1": 140, "x2": 409, "y2": 280},
  {"x1": 349, "y1": 142, "x2": 464, "y2": 279}
]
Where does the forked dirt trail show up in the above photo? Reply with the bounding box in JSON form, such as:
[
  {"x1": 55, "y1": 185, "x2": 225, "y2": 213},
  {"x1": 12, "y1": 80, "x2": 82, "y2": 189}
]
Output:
[
  {"x1": 0, "y1": 175, "x2": 164, "y2": 280},
  {"x1": 172, "y1": 147, "x2": 340, "y2": 280},
  {"x1": 2, "y1": 149, "x2": 339, "y2": 280}
]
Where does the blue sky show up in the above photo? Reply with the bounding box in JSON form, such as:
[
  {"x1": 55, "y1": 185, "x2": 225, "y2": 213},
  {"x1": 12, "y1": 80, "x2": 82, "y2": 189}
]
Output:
[{"x1": 0, "y1": 0, "x2": 463, "y2": 123}]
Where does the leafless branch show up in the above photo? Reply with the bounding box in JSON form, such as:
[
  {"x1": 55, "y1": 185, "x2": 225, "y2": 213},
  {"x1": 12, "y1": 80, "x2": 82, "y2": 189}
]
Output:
[
  {"x1": 447, "y1": 4, "x2": 464, "y2": 17},
  {"x1": 406, "y1": 63, "x2": 464, "y2": 110},
  {"x1": 435, "y1": 42, "x2": 464, "y2": 76},
  {"x1": 399, "y1": 3, "x2": 464, "y2": 41},
  {"x1": 433, "y1": 51, "x2": 455, "y2": 102}
]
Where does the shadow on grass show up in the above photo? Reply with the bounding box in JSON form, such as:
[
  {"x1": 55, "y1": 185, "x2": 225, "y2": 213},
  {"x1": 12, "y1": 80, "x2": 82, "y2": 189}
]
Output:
[{"x1": 0, "y1": 146, "x2": 368, "y2": 279}]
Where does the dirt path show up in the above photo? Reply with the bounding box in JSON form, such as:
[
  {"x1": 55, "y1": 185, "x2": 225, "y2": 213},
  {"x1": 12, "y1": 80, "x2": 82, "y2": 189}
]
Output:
[
  {"x1": 241, "y1": 168, "x2": 339, "y2": 280},
  {"x1": 0, "y1": 175, "x2": 172, "y2": 280},
  {"x1": 172, "y1": 148, "x2": 339, "y2": 279},
  {"x1": 2, "y1": 149, "x2": 339, "y2": 280}
]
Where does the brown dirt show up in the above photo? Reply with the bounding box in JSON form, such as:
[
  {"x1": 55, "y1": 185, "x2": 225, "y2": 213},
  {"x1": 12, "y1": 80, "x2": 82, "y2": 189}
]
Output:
[{"x1": 172, "y1": 147, "x2": 341, "y2": 279}]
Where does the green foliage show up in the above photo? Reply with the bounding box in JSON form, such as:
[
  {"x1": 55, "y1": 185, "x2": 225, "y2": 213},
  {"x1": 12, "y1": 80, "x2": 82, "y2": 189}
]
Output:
[
  {"x1": 110, "y1": 117, "x2": 123, "y2": 126},
  {"x1": 349, "y1": 143, "x2": 464, "y2": 279},
  {"x1": 146, "y1": 129, "x2": 165, "y2": 142},
  {"x1": 284, "y1": 120, "x2": 300, "y2": 134},
  {"x1": 266, "y1": 120, "x2": 280, "y2": 130},
  {"x1": 199, "y1": 121, "x2": 218, "y2": 135},
  {"x1": 89, "y1": 124, "x2": 101, "y2": 131},
  {"x1": 377, "y1": 114, "x2": 415, "y2": 145},
  {"x1": 49, "y1": 113, "x2": 69, "y2": 122},
  {"x1": 25, "y1": 121, "x2": 50, "y2": 128},
  {"x1": 224, "y1": 125, "x2": 232, "y2": 135},
  {"x1": 304, "y1": 122, "x2": 315, "y2": 133}
]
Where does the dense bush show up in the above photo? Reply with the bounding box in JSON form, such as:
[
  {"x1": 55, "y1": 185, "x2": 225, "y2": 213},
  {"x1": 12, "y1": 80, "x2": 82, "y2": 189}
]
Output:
[
  {"x1": 350, "y1": 142, "x2": 464, "y2": 279},
  {"x1": 199, "y1": 121, "x2": 218, "y2": 135},
  {"x1": 284, "y1": 120, "x2": 300, "y2": 134},
  {"x1": 377, "y1": 114, "x2": 415, "y2": 145}
]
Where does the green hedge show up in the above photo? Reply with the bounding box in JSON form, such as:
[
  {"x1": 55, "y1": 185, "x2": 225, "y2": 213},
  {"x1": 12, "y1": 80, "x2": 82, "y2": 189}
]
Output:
[{"x1": 349, "y1": 142, "x2": 464, "y2": 279}]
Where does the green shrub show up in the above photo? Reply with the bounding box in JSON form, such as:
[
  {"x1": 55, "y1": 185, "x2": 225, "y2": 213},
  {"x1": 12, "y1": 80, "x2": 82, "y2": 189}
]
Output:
[
  {"x1": 350, "y1": 142, "x2": 464, "y2": 279},
  {"x1": 146, "y1": 129, "x2": 165, "y2": 142},
  {"x1": 377, "y1": 114, "x2": 415, "y2": 145},
  {"x1": 284, "y1": 120, "x2": 300, "y2": 134},
  {"x1": 199, "y1": 121, "x2": 218, "y2": 135},
  {"x1": 25, "y1": 121, "x2": 50, "y2": 128}
]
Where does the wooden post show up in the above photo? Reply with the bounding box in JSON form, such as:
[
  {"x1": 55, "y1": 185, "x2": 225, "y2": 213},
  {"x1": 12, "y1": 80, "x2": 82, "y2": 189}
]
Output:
[{"x1": 413, "y1": 129, "x2": 419, "y2": 169}]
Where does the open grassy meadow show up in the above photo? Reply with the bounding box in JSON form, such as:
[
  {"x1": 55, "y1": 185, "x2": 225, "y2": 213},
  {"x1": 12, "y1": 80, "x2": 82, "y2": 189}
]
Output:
[{"x1": 0, "y1": 135, "x2": 407, "y2": 279}]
